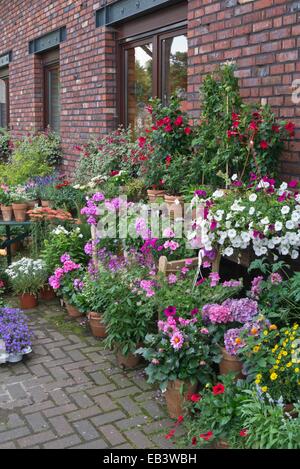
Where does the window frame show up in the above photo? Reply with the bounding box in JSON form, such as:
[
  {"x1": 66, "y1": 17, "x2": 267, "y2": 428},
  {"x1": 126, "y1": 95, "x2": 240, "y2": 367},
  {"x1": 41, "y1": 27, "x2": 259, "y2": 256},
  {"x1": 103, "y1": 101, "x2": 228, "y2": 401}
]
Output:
[
  {"x1": 42, "y1": 49, "x2": 60, "y2": 133},
  {"x1": 0, "y1": 68, "x2": 9, "y2": 129}
]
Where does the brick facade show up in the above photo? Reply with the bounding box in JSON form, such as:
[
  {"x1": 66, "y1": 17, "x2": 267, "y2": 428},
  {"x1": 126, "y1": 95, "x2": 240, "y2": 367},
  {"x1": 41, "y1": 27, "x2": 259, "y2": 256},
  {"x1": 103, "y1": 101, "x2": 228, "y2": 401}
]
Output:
[{"x1": 1, "y1": 0, "x2": 300, "y2": 178}]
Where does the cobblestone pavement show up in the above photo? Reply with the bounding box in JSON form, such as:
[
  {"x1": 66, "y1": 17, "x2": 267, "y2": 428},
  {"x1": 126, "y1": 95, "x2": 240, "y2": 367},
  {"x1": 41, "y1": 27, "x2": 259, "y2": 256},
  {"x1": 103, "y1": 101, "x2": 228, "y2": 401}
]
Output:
[{"x1": 0, "y1": 302, "x2": 178, "y2": 449}]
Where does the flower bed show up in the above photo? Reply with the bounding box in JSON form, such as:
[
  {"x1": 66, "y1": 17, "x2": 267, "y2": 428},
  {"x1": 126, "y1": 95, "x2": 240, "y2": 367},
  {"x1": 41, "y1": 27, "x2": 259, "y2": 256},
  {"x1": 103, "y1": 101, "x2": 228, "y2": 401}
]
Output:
[{"x1": 0, "y1": 307, "x2": 32, "y2": 363}]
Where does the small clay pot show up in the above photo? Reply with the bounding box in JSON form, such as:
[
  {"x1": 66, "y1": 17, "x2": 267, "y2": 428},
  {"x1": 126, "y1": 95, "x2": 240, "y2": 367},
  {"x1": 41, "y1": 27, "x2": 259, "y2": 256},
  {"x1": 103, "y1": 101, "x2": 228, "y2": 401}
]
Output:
[
  {"x1": 88, "y1": 312, "x2": 107, "y2": 338},
  {"x1": 19, "y1": 293, "x2": 38, "y2": 310},
  {"x1": 41, "y1": 200, "x2": 50, "y2": 207},
  {"x1": 284, "y1": 404, "x2": 298, "y2": 418},
  {"x1": 147, "y1": 189, "x2": 166, "y2": 203},
  {"x1": 40, "y1": 285, "x2": 56, "y2": 301},
  {"x1": 116, "y1": 349, "x2": 141, "y2": 369},
  {"x1": 27, "y1": 200, "x2": 39, "y2": 209},
  {"x1": 65, "y1": 301, "x2": 82, "y2": 318},
  {"x1": 12, "y1": 203, "x2": 28, "y2": 222},
  {"x1": 164, "y1": 194, "x2": 185, "y2": 219},
  {"x1": 219, "y1": 347, "x2": 243, "y2": 379},
  {"x1": 1, "y1": 205, "x2": 13, "y2": 221},
  {"x1": 165, "y1": 380, "x2": 197, "y2": 419}
]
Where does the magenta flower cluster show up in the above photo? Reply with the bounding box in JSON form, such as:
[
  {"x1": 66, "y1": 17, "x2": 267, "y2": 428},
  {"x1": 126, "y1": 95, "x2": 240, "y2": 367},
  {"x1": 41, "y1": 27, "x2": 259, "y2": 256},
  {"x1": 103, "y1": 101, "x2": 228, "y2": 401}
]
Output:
[
  {"x1": 203, "y1": 298, "x2": 258, "y2": 325},
  {"x1": 49, "y1": 254, "x2": 81, "y2": 290},
  {"x1": 157, "y1": 315, "x2": 198, "y2": 351}
]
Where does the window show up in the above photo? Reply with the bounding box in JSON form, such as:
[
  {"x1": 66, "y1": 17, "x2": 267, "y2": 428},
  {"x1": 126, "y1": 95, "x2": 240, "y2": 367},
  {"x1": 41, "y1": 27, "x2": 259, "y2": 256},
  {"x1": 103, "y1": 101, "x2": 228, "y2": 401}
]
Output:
[
  {"x1": 0, "y1": 68, "x2": 9, "y2": 129},
  {"x1": 119, "y1": 18, "x2": 187, "y2": 128},
  {"x1": 43, "y1": 50, "x2": 60, "y2": 133}
]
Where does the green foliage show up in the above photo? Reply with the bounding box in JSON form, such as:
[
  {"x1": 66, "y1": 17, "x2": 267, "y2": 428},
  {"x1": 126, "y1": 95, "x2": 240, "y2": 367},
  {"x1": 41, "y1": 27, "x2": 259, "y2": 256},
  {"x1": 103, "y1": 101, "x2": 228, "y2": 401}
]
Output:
[
  {"x1": 124, "y1": 178, "x2": 147, "y2": 202},
  {"x1": 102, "y1": 266, "x2": 156, "y2": 356},
  {"x1": 5, "y1": 257, "x2": 48, "y2": 295},
  {"x1": 0, "y1": 128, "x2": 11, "y2": 164},
  {"x1": 0, "y1": 132, "x2": 60, "y2": 185},
  {"x1": 41, "y1": 226, "x2": 89, "y2": 274}
]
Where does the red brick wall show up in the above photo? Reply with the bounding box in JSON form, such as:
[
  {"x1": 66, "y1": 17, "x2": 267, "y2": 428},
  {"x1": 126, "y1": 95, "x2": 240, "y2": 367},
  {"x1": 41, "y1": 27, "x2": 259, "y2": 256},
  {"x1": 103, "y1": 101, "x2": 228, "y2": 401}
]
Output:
[
  {"x1": 0, "y1": 0, "x2": 117, "y2": 173},
  {"x1": 188, "y1": 0, "x2": 300, "y2": 180},
  {"x1": 1, "y1": 0, "x2": 300, "y2": 179}
]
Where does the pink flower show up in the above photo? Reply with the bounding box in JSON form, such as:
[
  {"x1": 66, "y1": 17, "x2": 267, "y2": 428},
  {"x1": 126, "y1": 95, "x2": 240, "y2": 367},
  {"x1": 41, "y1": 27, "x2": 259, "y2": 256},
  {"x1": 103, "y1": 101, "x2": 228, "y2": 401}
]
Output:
[
  {"x1": 200, "y1": 327, "x2": 209, "y2": 334},
  {"x1": 181, "y1": 267, "x2": 189, "y2": 275},
  {"x1": 288, "y1": 180, "x2": 298, "y2": 188},
  {"x1": 164, "y1": 306, "x2": 177, "y2": 317},
  {"x1": 60, "y1": 253, "x2": 70, "y2": 263},
  {"x1": 164, "y1": 240, "x2": 180, "y2": 251},
  {"x1": 210, "y1": 219, "x2": 217, "y2": 231},
  {"x1": 270, "y1": 272, "x2": 283, "y2": 284},
  {"x1": 170, "y1": 331, "x2": 184, "y2": 349},
  {"x1": 184, "y1": 127, "x2": 191, "y2": 135},
  {"x1": 203, "y1": 261, "x2": 211, "y2": 268},
  {"x1": 49, "y1": 275, "x2": 60, "y2": 290},
  {"x1": 205, "y1": 305, "x2": 232, "y2": 324},
  {"x1": 174, "y1": 116, "x2": 183, "y2": 126},
  {"x1": 138, "y1": 136, "x2": 146, "y2": 148},
  {"x1": 185, "y1": 259, "x2": 193, "y2": 265},
  {"x1": 209, "y1": 272, "x2": 220, "y2": 287},
  {"x1": 63, "y1": 261, "x2": 81, "y2": 273},
  {"x1": 163, "y1": 227, "x2": 175, "y2": 238},
  {"x1": 168, "y1": 274, "x2": 178, "y2": 284},
  {"x1": 190, "y1": 308, "x2": 199, "y2": 316},
  {"x1": 151, "y1": 358, "x2": 160, "y2": 365}
]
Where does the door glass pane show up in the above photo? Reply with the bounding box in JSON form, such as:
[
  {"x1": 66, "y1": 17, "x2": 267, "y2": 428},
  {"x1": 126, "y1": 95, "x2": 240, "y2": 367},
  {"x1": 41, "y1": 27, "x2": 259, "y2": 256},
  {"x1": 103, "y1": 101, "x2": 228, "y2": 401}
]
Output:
[
  {"x1": 162, "y1": 34, "x2": 188, "y2": 108},
  {"x1": 47, "y1": 67, "x2": 60, "y2": 133},
  {"x1": 126, "y1": 43, "x2": 153, "y2": 130},
  {"x1": 0, "y1": 79, "x2": 8, "y2": 128}
]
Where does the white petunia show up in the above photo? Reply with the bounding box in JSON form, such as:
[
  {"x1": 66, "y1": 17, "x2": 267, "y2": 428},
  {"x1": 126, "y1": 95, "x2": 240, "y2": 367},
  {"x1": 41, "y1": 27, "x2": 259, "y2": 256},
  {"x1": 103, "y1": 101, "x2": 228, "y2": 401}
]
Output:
[
  {"x1": 249, "y1": 207, "x2": 255, "y2": 215},
  {"x1": 260, "y1": 217, "x2": 269, "y2": 225},
  {"x1": 274, "y1": 221, "x2": 283, "y2": 232},
  {"x1": 291, "y1": 250, "x2": 299, "y2": 259},
  {"x1": 227, "y1": 229, "x2": 237, "y2": 239},
  {"x1": 286, "y1": 220, "x2": 295, "y2": 230},
  {"x1": 281, "y1": 206, "x2": 290, "y2": 215},
  {"x1": 249, "y1": 193, "x2": 257, "y2": 202},
  {"x1": 231, "y1": 174, "x2": 238, "y2": 181},
  {"x1": 212, "y1": 190, "x2": 225, "y2": 199},
  {"x1": 223, "y1": 247, "x2": 234, "y2": 257}
]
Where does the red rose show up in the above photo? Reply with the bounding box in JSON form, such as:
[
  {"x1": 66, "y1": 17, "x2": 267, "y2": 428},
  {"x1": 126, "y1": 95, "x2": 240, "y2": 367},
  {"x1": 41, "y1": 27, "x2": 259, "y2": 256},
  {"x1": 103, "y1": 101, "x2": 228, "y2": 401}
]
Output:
[
  {"x1": 249, "y1": 121, "x2": 258, "y2": 131},
  {"x1": 272, "y1": 125, "x2": 280, "y2": 133},
  {"x1": 239, "y1": 429, "x2": 248, "y2": 437},
  {"x1": 260, "y1": 140, "x2": 269, "y2": 150},
  {"x1": 232, "y1": 120, "x2": 239, "y2": 128},
  {"x1": 212, "y1": 383, "x2": 225, "y2": 395},
  {"x1": 232, "y1": 112, "x2": 239, "y2": 120},
  {"x1": 138, "y1": 136, "x2": 146, "y2": 148},
  {"x1": 199, "y1": 431, "x2": 213, "y2": 441},
  {"x1": 285, "y1": 122, "x2": 295, "y2": 137},
  {"x1": 184, "y1": 127, "x2": 191, "y2": 135},
  {"x1": 156, "y1": 119, "x2": 164, "y2": 127},
  {"x1": 164, "y1": 124, "x2": 172, "y2": 132},
  {"x1": 190, "y1": 393, "x2": 201, "y2": 403},
  {"x1": 163, "y1": 116, "x2": 171, "y2": 125},
  {"x1": 174, "y1": 116, "x2": 183, "y2": 126}
]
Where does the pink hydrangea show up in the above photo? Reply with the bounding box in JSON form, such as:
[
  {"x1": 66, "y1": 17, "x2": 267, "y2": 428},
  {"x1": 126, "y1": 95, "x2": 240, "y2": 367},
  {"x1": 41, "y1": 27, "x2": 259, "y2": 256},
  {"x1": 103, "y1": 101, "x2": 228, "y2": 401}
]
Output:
[
  {"x1": 168, "y1": 274, "x2": 177, "y2": 284},
  {"x1": 209, "y1": 272, "x2": 220, "y2": 287},
  {"x1": 203, "y1": 304, "x2": 232, "y2": 324}
]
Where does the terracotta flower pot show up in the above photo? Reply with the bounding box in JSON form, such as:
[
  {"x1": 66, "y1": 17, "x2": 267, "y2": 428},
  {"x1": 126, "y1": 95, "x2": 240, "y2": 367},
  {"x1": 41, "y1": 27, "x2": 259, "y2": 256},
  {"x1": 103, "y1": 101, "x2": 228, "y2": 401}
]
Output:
[
  {"x1": 1, "y1": 205, "x2": 13, "y2": 221},
  {"x1": 12, "y1": 203, "x2": 28, "y2": 222},
  {"x1": 41, "y1": 200, "x2": 50, "y2": 207},
  {"x1": 116, "y1": 349, "x2": 141, "y2": 369},
  {"x1": 40, "y1": 285, "x2": 56, "y2": 301},
  {"x1": 165, "y1": 380, "x2": 197, "y2": 419},
  {"x1": 88, "y1": 312, "x2": 107, "y2": 338},
  {"x1": 19, "y1": 293, "x2": 38, "y2": 310},
  {"x1": 147, "y1": 189, "x2": 166, "y2": 203},
  {"x1": 284, "y1": 404, "x2": 298, "y2": 418},
  {"x1": 219, "y1": 347, "x2": 243, "y2": 379},
  {"x1": 65, "y1": 301, "x2": 82, "y2": 318},
  {"x1": 27, "y1": 200, "x2": 39, "y2": 209},
  {"x1": 164, "y1": 194, "x2": 185, "y2": 219}
]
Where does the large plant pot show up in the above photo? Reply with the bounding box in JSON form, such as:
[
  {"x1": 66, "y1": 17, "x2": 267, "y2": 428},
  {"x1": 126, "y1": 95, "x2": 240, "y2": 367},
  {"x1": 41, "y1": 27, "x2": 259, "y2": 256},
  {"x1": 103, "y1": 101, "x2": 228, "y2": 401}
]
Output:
[
  {"x1": 1, "y1": 205, "x2": 13, "y2": 221},
  {"x1": 88, "y1": 312, "x2": 107, "y2": 338},
  {"x1": 147, "y1": 189, "x2": 166, "y2": 203},
  {"x1": 41, "y1": 200, "x2": 50, "y2": 208},
  {"x1": 165, "y1": 380, "x2": 197, "y2": 419},
  {"x1": 219, "y1": 347, "x2": 243, "y2": 378},
  {"x1": 284, "y1": 404, "x2": 298, "y2": 418},
  {"x1": 65, "y1": 301, "x2": 82, "y2": 318},
  {"x1": 164, "y1": 194, "x2": 184, "y2": 219},
  {"x1": 12, "y1": 203, "x2": 28, "y2": 222},
  {"x1": 19, "y1": 293, "x2": 38, "y2": 310},
  {"x1": 27, "y1": 200, "x2": 39, "y2": 209},
  {"x1": 116, "y1": 349, "x2": 141, "y2": 369},
  {"x1": 40, "y1": 285, "x2": 56, "y2": 301}
]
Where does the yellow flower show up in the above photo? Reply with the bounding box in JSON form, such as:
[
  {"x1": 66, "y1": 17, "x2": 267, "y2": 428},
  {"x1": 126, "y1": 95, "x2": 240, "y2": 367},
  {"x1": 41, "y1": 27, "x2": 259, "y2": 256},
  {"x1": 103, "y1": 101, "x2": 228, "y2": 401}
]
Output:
[
  {"x1": 274, "y1": 365, "x2": 279, "y2": 370},
  {"x1": 292, "y1": 324, "x2": 299, "y2": 331},
  {"x1": 284, "y1": 330, "x2": 290, "y2": 335},
  {"x1": 253, "y1": 346, "x2": 260, "y2": 353},
  {"x1": 256, "y1": 374, "x2": 262, "y2": 380},
  {"x1": 282, "y1": 351, "x2": 288, "y2": 356},
  {"x1": 270, "y1": 372, "x2": 278, "y2": 381},
  {"x1": 263, "y1": 330, "x2": 268, "y2": 336},
  {"x1": 269, "y1": 324, "x2": 277, "y2": 331},
  {"x1": 255, "y1": 379, "x2": 261, "y2": 385},
  {"x1": 286, "y1": 362, "x2": 292, "y2": 368},
  {"x1": 261, "y1": 386, "x2": 268, "y2": 392},
  {"x1": 295, "y1": 368, "x2": 299, "y2": 373}
]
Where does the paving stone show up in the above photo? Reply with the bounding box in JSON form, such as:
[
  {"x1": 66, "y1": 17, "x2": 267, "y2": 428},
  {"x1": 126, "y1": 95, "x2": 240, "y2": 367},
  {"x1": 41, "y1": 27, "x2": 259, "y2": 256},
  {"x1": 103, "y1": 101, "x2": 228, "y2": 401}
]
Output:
[
  {"x1": 99, "y1": 424, "x2": 126, "y2": 446},
  {"x1": 43, "y1": 404, "x2": 78, "y2": 418},
  {"x1": 66, "y1": 405, "x2": 103, "y2": 422},
  {"x1": 124, "y1": 429, "x2": 154, "y2": 449},
  {"x1": 0, "y1": 426, "x2": 31, "y2": 443},
  {"x1": 25, "y1": 412, "x2": 49, "y2": 432},
  {"x1": 43, "y1": 434, "x2": 81, "y2": 449},
  {"x1": 73, "y1": 420, "x2": 99, "y2": 441},
  {"x1": 115, "y1": 415, "x2": 150, "y2": 431},
  {"x1": 72, "y1": 392, "x2": 94, "y2": 409},
  {"x1": 89, "y1": 371, "x2": 110, "y2": 386},
  {"x1": 49, "y1": 415, "x2": 73, "y2": 437},
  {"x1": 72, "y1": 439, "x2": 108, "y2": 449},
  {"x1": 17, "y1": 430, "x2": 57, "y2": 448},
  {"x1": 92, "y1": 410, "x2": 127, "y2": 427},
  {"x1": 93, "y1": 394, "x2": 118, "y2": 411},
  {"x1": 6, "y1": 384, "x2": 28, "y2": 400}
]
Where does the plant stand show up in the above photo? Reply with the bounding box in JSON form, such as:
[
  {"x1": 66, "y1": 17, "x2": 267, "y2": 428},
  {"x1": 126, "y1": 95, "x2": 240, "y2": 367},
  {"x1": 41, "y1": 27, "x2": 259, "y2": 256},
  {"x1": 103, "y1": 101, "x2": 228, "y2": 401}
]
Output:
[{"x1": 0, "y1": 221, "x2": 32, "y2": 265}]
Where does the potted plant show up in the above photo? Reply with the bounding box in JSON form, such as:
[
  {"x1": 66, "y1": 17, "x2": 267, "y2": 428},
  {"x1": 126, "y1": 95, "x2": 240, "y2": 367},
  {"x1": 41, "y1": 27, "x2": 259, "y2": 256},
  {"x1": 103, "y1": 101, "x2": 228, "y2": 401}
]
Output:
[
  {"x1": 0, "y1": 307, "x2": 33, "y2": 363},
  {"x1": 48, "y1": 254, "x2": 85, "y2": 318},
  {"x1": 5, "y1": 257, "x2": 47, "y2": 309},
  {"x1": 102, "y1": 264, "x2": 156, "y2": 369},
  {"x1": 10, "y1": 186, "x2": 28, "y2": 222},
  {"x1": 137, "y1": 311, "x2": 216, "y2": 419},
  {"x1": 80, "y1": 274, "x2": 109, "y2": 338},
  {"x1": 163, "y1": 153, "x2": 191, "y2": 218},
  {"x1": 0, "y1": 186, "x2": 13, "y2": 221},
  {"x1": 202, "y1": 297, "x2": 259, "y2": 377}
]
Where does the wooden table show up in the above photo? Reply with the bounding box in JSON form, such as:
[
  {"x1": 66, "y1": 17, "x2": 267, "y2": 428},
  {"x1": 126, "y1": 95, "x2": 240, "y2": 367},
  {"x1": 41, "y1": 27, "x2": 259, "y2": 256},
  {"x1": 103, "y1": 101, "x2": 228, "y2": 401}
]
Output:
[{"x1": 0, "y1": 221, "x2": 31, "y2": 265}]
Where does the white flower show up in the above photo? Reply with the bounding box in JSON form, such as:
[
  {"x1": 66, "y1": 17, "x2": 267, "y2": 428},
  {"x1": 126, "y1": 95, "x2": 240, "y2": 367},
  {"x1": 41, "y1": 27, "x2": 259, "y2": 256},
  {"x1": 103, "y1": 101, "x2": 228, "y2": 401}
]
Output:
[
  {"x1": 231, "y1": 174, "x2": 238, "y2": 181},
  {"x1": 249, "y1": 207, "x2": 255, "y2": 215},
  {"x1": 291, "y1": 211, "x2": 300, "y2": 223},
  {"x1": 78, "y1": 234, "x2": 83, "y2": 238},
  {"x1": 295, "y1": 194, "x2": 300, "y2": 203},
  {"x1": 286, "y1": 220, "x2": 295, "y2": 230},
  {"x1": 274, "y1": 221, "x2": 283, "y2": 232},
  {"x1": 260, "y1": 217, "x2": 269, "y2": 225},
  {"x1": 291, "y1": 250, "x2": 299, "y2": 259},
  {"x1": 281, "y1": 206, "x2": 290, "y2": 215},
  {"x1": 249, "y1": 194, "x2": 257, "y2": 202},
  {"x1": 279, "y1": 182, "x2": 288, "y2": 193},
  {"x1": 224, "y1": 247, "x2": 234, "y2": 257},
  {"x1": 280, "y1": 246, "x2": 289, "y2": 256},
  {"x1": 227, "y1": 229, "x2": 237, "y2": 239},
  {"x1": 225, "y1": 220, "x2": 232, "y2": 229},
  {"x1": 212, "y1": 190, "x2": 225, "y2": 199}
]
